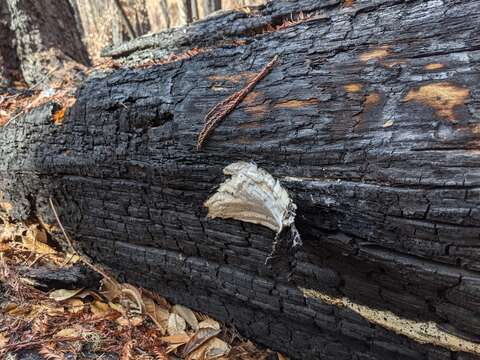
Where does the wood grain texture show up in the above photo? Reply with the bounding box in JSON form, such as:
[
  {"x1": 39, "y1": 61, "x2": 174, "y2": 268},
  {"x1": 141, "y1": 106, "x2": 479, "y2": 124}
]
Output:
[{"x1": 2, "y1": 0, "x2": 480, "y2": 358}]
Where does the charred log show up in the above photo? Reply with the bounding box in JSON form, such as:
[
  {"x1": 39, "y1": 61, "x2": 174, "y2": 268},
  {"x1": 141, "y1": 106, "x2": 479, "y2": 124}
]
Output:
[
  {"x1": 2, "y1": 0, "x2": 480, "y2": 359},
  {"x1": 18, "y1": 264, "x2": 101, "y2": 291}
]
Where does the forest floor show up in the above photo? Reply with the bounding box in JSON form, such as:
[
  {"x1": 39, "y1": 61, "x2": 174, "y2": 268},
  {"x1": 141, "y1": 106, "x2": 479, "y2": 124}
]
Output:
[{"x1": 0, "y1": 220, "x2": 280, "y2": 360}]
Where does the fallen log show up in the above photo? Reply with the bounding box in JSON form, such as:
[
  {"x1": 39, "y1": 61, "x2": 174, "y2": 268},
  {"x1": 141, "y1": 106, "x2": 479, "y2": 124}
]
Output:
[{"x1": 2, "y1": 0, "x2": 480, "y2": 358}]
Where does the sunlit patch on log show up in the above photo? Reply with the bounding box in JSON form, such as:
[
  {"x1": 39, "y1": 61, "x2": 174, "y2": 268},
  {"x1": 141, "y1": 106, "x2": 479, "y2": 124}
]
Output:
[
  {"x1": 208, "y1": 73, "x2": 255, "y2": 84},
  {"x1": 274, "y1": 98, "x2": 320, "y2": 109},
  {"x1": 238, "y1": 121, "x2": 264, "y2": 129},
  {"x1": 364, "y1": 92, "x2": 381, "y2": 110},
  {"x1": 244, "y1": 103, "x2": 269, "y2": 116},
  {"x1": 404, "y1": 82, "x2": 469, "y2": 121},
  {"x1": 425, "y1": 63, "x2": 445, "y2": 70},
  {"x1": 242, "y1": 91, "x2": 269, "y2": 116},
  {"x1": 359, "y1": 46, "x2": 390, "y2": 62},
  {"x1": 301, "y1": 287, "x2": 480, "y2": 355},
  {"x1": 344, "y1": 83, "x2": 363, "y2": 93}
]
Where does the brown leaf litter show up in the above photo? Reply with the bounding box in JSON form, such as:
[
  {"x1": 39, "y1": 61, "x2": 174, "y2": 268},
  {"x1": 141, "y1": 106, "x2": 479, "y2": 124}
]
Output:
[{"x1": 0, "y1": 219, "x2": 283, "y2": 360}]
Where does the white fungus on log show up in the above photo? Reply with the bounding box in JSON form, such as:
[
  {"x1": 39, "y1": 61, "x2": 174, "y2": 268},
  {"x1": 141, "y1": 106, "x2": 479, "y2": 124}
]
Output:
[{"x1": 204, "y1": 161, "x2": 297, "y2": 235}]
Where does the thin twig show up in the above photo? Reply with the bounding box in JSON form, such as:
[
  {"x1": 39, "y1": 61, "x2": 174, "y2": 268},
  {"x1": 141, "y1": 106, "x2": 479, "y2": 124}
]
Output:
[
  {"x1": 48, "y1": 197, "x2": 116, "y2": 285},
  {"x1": 197, "y1": 55, "x2": 279, "y2": 150}
]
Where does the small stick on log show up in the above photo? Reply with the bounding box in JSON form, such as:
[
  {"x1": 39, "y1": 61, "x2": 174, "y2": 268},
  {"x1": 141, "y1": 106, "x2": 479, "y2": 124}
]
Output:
[{"x1": 197, "y1": 55, "x2": 279, "y2": 150}]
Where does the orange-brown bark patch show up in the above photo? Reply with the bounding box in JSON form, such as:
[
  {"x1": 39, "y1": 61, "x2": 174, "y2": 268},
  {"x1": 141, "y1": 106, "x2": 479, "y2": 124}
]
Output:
[
  {"x1": 242, "y1": 91, "x2": 269, "y2": 116},
  {"x1": 275, "y1": 98, "x2": 320, "y2": 109},
  {"x1": 360, "y1": 46, "x2": 390, "y2": 62},
  {"x1": 244, "y1": 103, "x2": 269, "y2": 116},
  {"x1": 208, "y1": 72, "x2": 255, "y2": 84},
  {"x1": 234, "y1": 136, "x2": 255, "y2": 144},
  {"x1": 364, "y1": 92, "x2": 381, "y2": 110},
  {"x1": 344, "y1": 83, "x2": 363, "y2": 93},
  {"x1": 424, "y1": 63, "x2": 445, "y2": 70},
  {"x1": 404, "y1": 82, "x2": 469, "y2": 121},
  {"x1": 239, "y1": 121, "x2": 264, "y2": 129},
  {"x1": 242, "y1": 91, "x2": 261, "y2": 105}
]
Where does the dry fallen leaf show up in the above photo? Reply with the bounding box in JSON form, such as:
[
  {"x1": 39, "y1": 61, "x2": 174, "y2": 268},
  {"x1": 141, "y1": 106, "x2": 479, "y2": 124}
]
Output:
[
  {"x1": 181, "y1": 327, "x2": 221, "y2": 358},
  {"x1": 161, "y1": 333, "x2": 191, "y2": 345},
  {"x1": 166, "y1": 342, "x2": 185, "y2": 354},
  {"x1": 21, "y1": 236, "x2": 57, "y2": 256},
  {"x1": 278, "y1": 353, "x2": 288, "y2": 360},
  {"x1": 116, "y1": 315, "x2": 144, "y2": 327},
  {"x1": 91, "y1": 301, "x2": 112, "y2": 317},
  {"x1": 76, "y1": 289, "x2": 103, "y2": 301},
  {"x1": 28, "y1": 225, "x2": 48, "y2": 244},
  {"x1": 198, "y1": 318, "x2": 220, "y2": 330},
  {"x1": 168, "y1": 313, "x2": 187, "y2": 335},
  {"x1": 172, "y1": 304, "x2": 199, "y2": 331},
  {"x1": 62, "y1": 253, "x2": 81, "y2": 265},
  {"x1": 5, "y1": 304, "x2": 40, "y2": 319},
  {"x1": 186, "y1": 336, "x2": 230, "y2": 359},
  {"x1": 65, "y1": 298, "x2": 84, "y2": 314},
  {"x1": 203, "y1": 337, "x2": 231, "y2": 359},
  {"x1": 0, "y1": 242, "x2": 11, "y2": 253},
  {"x1": 109, "y1": 301, "x2": 127, "y2": 315},
  {"x1": 0, "y1": 332, "x2": 9, "y2": 347},
  {"x1": 44, "y1": 304, "x2": 65, "y2": 317},
  {"x1": 100, "y1": 278, "x2": 122, "y2": 302},
  {"x1": 54, "y1": 327, "x2": 80, "y2": 338},
  {"x1": 49, "y1": 288, "x2": 84, "y2": 302},
  {"x1": 144, "y1": 296, "x2": 169, "y2": 333},
  {"x1": 121, "y1": 283, "x2": 144, "y2": 313}
]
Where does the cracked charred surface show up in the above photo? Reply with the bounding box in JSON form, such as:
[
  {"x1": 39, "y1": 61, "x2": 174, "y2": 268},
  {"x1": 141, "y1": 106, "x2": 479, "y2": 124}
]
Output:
[{"x1": 2, "y1": 0, "x2": 480, "y2": 358}]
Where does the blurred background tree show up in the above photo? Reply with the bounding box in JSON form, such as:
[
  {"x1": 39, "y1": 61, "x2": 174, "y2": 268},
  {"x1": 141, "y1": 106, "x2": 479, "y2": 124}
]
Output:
[
  {"x1": 0, "y1": 0, "x2": 265, "y2": 88},
  {"x1": 74, "y1": 0, "x2": 266, "y2": 63}
]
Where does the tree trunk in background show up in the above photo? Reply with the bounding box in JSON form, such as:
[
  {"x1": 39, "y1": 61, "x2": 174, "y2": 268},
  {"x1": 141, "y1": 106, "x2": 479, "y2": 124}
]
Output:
[
  {"x1": 0, "y1": 2, "x2": 22, "y2": 87},
  {"x1": 178, "y1": 0, "x2": 193, "y2": 24},
  {"x1": 145, "y1": 0, "x2": 171, "y2": 31},
  {"x1": 69, "y1": 0, "x2": 85, "y2": 39},
  {"x1": 192, "y1": 0, "x2": 199, "y2": 21},
  {"x1": 159, "y1": 0, "x2": 171, "y2": 28},
  {"x1": 6, "y1": 0, "x2": 90, "y2": 87},
  {"x1": 134, "y1": 0, "x2": 151, "y2": 36},
  {"x1": 112, "y1": 14, "x2": 126, "y2": 47},
  {"x1": 3, "y1": 0, "x2": 480, "y2": 359},
  {"x1": 112, "y1": 0, "x2": 137, "y2": 40},
  {"x1": 203, "y1": 0, "x2": 221, "y2": 15}
]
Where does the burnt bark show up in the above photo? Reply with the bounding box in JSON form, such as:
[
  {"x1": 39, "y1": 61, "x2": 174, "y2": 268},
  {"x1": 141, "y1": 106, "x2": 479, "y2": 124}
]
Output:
[
  {"x1": 6, "y1": 0, "x2": 90, "y2": 86},
  {"x1": 2, "y1": 0, "x2": 480, "y2": 359},
  {"x1": 18, "y1": 264, "x2": 101, "y2": 291}
]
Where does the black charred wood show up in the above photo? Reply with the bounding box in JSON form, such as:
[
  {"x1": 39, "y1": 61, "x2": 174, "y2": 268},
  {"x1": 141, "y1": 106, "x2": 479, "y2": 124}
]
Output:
[
  {"x1": 2, "y1": 0, "x2": 480, "y2": 359},
  {"x1": 18, "y1": 264, "x2": 102, "y2": 291}
]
